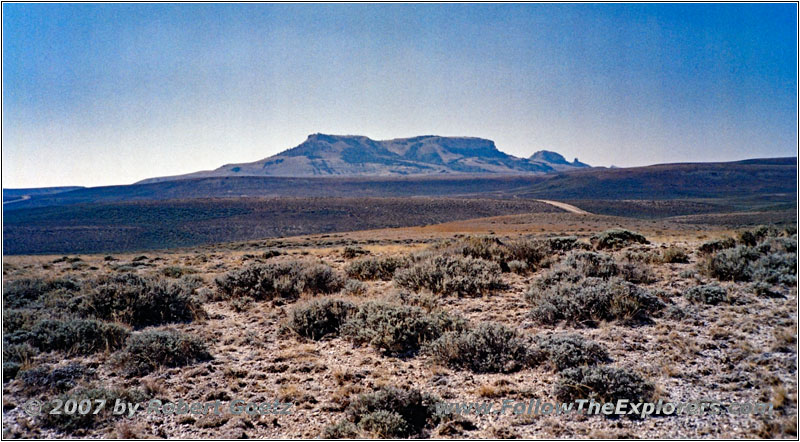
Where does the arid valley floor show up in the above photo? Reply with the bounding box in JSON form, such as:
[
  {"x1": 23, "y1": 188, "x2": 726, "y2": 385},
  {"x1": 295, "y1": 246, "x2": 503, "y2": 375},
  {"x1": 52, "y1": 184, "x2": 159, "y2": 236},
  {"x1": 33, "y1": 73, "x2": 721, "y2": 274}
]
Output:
[{"x1": 2, "y1": 208, "x2": 797, "y2": 439}]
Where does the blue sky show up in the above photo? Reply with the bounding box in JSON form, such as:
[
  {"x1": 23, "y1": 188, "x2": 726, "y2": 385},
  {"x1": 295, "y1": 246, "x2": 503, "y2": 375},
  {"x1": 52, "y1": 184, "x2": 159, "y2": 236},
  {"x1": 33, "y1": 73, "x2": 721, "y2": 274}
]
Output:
[{"x1": 3, "y1": 3, "x2": 797, "y2": 187}]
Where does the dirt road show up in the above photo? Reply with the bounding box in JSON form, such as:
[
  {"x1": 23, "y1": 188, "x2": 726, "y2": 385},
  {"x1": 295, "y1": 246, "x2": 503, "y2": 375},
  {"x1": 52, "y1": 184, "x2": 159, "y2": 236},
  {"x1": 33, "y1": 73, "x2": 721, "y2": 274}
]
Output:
[
  {"x1": 536, "y1": 199, "x2": 591, "y2": 214},
  {"x1": 2, "y1": 195, "x2": 30, "y2": 205}
]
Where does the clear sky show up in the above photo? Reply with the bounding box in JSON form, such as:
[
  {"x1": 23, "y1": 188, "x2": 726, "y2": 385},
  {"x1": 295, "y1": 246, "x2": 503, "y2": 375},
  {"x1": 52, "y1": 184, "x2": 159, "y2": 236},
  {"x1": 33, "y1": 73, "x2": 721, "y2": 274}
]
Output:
[{"x1": 3, "y1": 3, "x2": 797, "y2": 188}]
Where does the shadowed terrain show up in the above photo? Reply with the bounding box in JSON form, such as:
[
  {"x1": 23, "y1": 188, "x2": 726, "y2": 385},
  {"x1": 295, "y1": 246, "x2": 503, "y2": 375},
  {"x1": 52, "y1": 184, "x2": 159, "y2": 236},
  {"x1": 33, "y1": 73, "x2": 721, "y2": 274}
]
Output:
[
  {"x1": 3, "y1": 158, "x2": 794, "y2": 255},
  {"x1": 3, "y1": 198, "x2": 563, "y2": 255}
]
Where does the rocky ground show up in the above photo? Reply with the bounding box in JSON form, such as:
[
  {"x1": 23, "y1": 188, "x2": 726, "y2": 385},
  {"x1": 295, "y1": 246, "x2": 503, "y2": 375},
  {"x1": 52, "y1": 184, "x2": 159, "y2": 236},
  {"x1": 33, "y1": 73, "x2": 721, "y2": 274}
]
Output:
[{"x1": 2, "y1": 211, "x2": 796, "y2": 438}]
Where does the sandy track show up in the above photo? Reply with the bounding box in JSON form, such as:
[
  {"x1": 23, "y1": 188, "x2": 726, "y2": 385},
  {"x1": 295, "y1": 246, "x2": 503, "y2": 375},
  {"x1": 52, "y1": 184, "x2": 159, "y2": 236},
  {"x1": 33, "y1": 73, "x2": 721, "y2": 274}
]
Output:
[
  {"x1": 536, "y1": 199, "x2": 591, "y2": 214},
  {"x1": 2, "y1": 195, "x2": 31, "y2": 205}
]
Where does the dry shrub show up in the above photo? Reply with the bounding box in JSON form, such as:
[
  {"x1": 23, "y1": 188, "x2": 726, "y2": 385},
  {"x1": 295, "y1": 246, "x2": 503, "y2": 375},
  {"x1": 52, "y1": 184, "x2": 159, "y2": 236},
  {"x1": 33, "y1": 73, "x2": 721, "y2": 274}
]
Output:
[
  {"x1": 591, "y1": 229, "x2": 649, "y2": 250},
  {"x1": 393, "y1": 255, "x2": 504, "y2": 297},
  {"x1": 327, "y1": 386, "x2": 443, "y2": 438},
  {"x1": 83, "y1": 273, "x2": 203, "y2": 327},
  {"x1": 527, "y1": 277, "x2": 664, "y2": 326},
  {"x1": 341, "y1": 302, "x2": 466, "y2": 356},
  {"x1": 287, "y1": 298, "x2": 356, "y2": 340},
  {"x1": 425, "y1": 323, "x2": 534, "y2": 373},
  {"x1": 555, "y1": 366, "x2": 655, "y2": 403},
  {"x1": 532, "y1": 334, "x2": 610, "y2": 371},
  {"x1": 216, "y1": 261, "x2": 343, "y2": 302},
  {"x1": 115, "y1": 329, "x2": 211, "y2": 376},
  {"x1": 346, "y1": 256, "x2": 408, "y2": 281},
  {"x1": 30, "y1": 319, "x2": 130, "y2": 355}
]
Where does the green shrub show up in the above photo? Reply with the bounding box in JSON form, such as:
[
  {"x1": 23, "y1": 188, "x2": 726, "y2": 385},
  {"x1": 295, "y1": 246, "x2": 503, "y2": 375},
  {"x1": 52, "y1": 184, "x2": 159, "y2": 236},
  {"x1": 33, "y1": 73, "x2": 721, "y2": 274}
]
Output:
[
  {"x1": 751, "y1": 252, "x2": 797, "y2": 286},
  {"x1": 442, "y1": 236, "x2": 557, "y2": 271},
  {"x1": 39, "y1": 386, "x2": 148, "y2": 432},
  {"x1": 346, "y1": 256, "x2": 408, "y2": 281},
  {"x1": 3, "y1": 343, "x2": 37, "y2": 364},
  {"x1": 287, "y1": 298, "x2": 356, "y2": 340},
  {"x1": 341, "y1": 302, "x2": 465, "y2": 356},
  {"x1": 342, "y1": 246, "x2": 368, "y2": 259},
  {"x1": 771, "y1": 236, "x2": 796, "y2": 254},
  {"x1": 562, "y1": 251, "x2": 618, "y2": 278},
  {"x1": 700, "y1": 246, "x2": 760, "y2": 281},
  {"x1": 216, "y1": 265, "x2": 270, "y2": 298},
  {"x1": 4, "y1": 330, "x2": 33, "y2": 347},
  {"x1": 591, "y1": 229, "x2": 649, "y2": 250},
  {"x1": 527, "y1": 277, "x2": 664, "y2": 326},
  {"x1": 504, "y1": 238, "x2": 550, "y2": 268},
  {"x1": 756, "y1": 236, "x2": 797, "y2": 255},
  {"x1": 700, "y1": 239, "x2": 796, "y2": 286},
  {"x1": 302, "y1": 263, "x2": 346, "y2": 294},
  {"x1": 390, "y1": 291, "x2": 440, "y2": 311},
  {"x1": 116, "y1": 329, "x2": 212, "y2": 376},
  {"x1": 393, "y1": 255, "x2": 504, "y2": 297},
  {"x1": 622, "y1": 249, "x2": 661, "y2": 264},
  {"x1": 230, "y1": 296, "x2": 254, "y2": 312},
  {"x1": 435, "y1": 235, "x2": 562, "y2": 271},
  {"x1": 3, "y1": 308, "x2": 38, "y2": 335},
  {"x1": 83, "y1": 273, "x2": 203, "y2": 327},
  {"x1": 215, "y1": 261, "x2": 343, "y2": 301},
  {"x1": 661, "y1": 246, "x2": 690, "y2": 263},
  {"x1": 425, "y1": 323, "x2": 533, "y2": 373},
  {"x1": 698, "y1": 237, "x2": 736, "y2": 254},
  {"x1": 357, "y1": 410, "x2": 408, "y2": 438},
  {"x1": 555, "y1": 366, "x2": 654, "y2": 403},
  {"x1": 344, "y1": 386, "x2": 442, "y2": 438},
  {"x1": 739, "y1": 225, "x2": 781, "y2": 247},
  {"x1": 529, "y1": 267, "x2": 584, "y2": 293},
  {"x1": 752, "y1": 282, "x2": 783, "y2": 299},
  {"x1": 262, "y1": 249, "x2": 283, "y2": 259},
  {"x1": 3, "y1": 362, "x2": 21, "y2": 383},
  {"x1": 684, "y1": 284, "x2": 728, "y2": 305},
  {"x1": 322, "y1": 420, "x2": 359, "y2": 438},
  {"x1": 342, "y1": 279, "x2": 367, "y2": 296},
  {"x1": 532, "y1": 334, "x2": 610, "y2": 371},
  {"x1": 661, "y1": 304, "x2": 695, "y2": 320},
  {"x1": 160, "y1": 266, "x2": 196, "y2": 278},
  {"x1": 3, "y1": 343, "x2": 36, "y2": 381},
  {"x1": 30, "y1": 319, "x2": 130, "y2": 354},
  {"x1": 618, "y1": 260, "x2": 656, "y2": 284},
  {"x1": 3, "y1": 277, "x2": 81, "y2": 309},
  {"x1": 507, "y1": 260, "x2": 529, "y2": 274},
  {"x1": 446, "y1": 236, "x2": 509, "y2": 264},
  {"x1": 20, "y1": 363, "x2": 94, "y2": 394},
  {"x1": 546, "y1": 236, "x2": 587, "y2": 252},
  {"x1": 544, "y1": 251, "x2": 654, "y2": 284}
]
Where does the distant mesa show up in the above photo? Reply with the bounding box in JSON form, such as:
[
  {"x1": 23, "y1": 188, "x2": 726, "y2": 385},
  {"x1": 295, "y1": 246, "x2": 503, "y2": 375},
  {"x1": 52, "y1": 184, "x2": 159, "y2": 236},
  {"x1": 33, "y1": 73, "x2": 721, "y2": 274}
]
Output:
[
  {"x1": 138, "y1": 134, "x2": 591, "y2": 183},
  {"x1": 529, "y1": 150, "x2": 591, "y2": 170},
  {"x1": 530, "y1": 150, "x2": 569, "y2": 164}
]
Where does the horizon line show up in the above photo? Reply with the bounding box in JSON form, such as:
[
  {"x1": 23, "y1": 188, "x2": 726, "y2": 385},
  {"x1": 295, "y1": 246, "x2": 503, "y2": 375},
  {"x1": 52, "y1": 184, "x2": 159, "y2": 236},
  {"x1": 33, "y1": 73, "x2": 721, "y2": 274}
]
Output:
[{"x1": 3, "y1": 155, "x2": 796, "y2": 191}]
